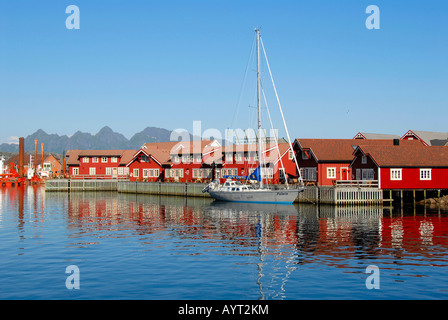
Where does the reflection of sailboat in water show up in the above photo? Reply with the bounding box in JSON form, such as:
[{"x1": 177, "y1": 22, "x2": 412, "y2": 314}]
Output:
[
  {"x1": 205, "y1": 201, "x2": 299, "y2": 300},
  {"x1": 207, "y1": 201, "x2": 299, "y2": 216}
]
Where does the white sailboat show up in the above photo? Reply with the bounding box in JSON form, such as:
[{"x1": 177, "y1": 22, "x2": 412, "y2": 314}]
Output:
[{"x1": 203, "y1": 29, "x2": 304, "y2": 204}]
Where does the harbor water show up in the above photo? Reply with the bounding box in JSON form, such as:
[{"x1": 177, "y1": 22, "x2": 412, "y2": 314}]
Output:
[{"x1": 0, "y1": 186, "x2": 447, "y2": 300}]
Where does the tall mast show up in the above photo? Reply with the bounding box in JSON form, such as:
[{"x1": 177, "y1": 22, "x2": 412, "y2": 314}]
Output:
[{"x1": 256, "y1": 28, "x2": 263, "y2": 189}]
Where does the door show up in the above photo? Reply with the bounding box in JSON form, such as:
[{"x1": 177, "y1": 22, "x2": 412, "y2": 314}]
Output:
[{"x1": 340, "y1": 167, "x2": 350, "y2": 180}]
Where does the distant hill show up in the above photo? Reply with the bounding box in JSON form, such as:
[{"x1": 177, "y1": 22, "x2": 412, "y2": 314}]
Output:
[{"x1": 0, "y1": 126, "x2": 176, "y2": 154}]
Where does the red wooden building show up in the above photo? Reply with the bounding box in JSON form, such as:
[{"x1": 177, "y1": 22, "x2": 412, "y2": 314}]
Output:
[
  {"x1": 165, "y1": 139, "x2": 221, "y2": 182},
  {"x1": 220, "y1": 142, "x2": 297, "y2": 184},
  {"x1": 126, "y1": 141, "x2": 178, "y2": 182},
  {"x1": 66, "y1": 149, "x2": 135, "y2": 178},
  {"x1": 293, "y1": 138, "x2": 420, "y2": 186},
  {"x1": 351, "y1": 142, "x2": 448, "y2": 189}
]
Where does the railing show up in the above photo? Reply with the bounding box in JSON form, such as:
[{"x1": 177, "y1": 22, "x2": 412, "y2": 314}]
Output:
[
  {"x1": 319, "y1": 185, "x2": 383, "y2": 204},
  {"x1": 334, "y1": 180, "x2": 379, "y2": 188}
]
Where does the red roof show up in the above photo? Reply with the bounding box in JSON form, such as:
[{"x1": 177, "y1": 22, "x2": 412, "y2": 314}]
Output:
[
  {"x1": 356, "y1": 144, "x2": 448, "y2": 167},
  {"x1": 66, "y1": 149, "x2": 136, "y2": 166},
  {"x1": 294, "y1": 138, "x2": 421, "y2": 162}
]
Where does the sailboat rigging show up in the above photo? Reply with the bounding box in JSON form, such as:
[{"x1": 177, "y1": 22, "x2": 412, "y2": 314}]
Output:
[{"x1": 202, "y1": 29, "x2": 305, "y2": 204}]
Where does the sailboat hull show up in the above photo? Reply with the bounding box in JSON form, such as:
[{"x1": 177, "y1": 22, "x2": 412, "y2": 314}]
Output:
[{"x1": 209, "y1": 187, "x2": 303, "y2": 204}]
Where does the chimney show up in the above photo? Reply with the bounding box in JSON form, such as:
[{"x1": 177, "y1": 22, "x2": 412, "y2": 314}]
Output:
[
  {"x1": 393, "y1": 139, "x2": 400, "y2": 146},
  {"x1": 41, "y1": 143, "x2": 44, "y2": 171},
  {"x1": 34, "y1": 139, "x2": 38, "y2": 174},
  {"x1": 19, "y1": 137, "x2": 25, "y2": 178}
]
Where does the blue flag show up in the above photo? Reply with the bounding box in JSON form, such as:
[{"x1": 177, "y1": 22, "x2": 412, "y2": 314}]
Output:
[{"x1": 248, "y1": 167, "x2": 261, "y2": 181}]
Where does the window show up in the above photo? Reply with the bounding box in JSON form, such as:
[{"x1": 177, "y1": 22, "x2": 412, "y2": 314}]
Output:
[
  {"x1": 225, "y1": 153, "x2": 233, "y2": 163},
  {"x1": 82, "y1": 157, "x2": 89, "y2": 163},
  {"x1": 420, "y1": 169, "x2": 431, "y2": 180},
  {"x1": 143, "y1": 169, "x2": 149, "y2": 178},
  {"x1": 111, "y1": 157, "x2": 118, "y2": 163},
  {"x1": 124, "y1": 167, "x2": 129, "y2": 175},
  {"x1": 327, "y1": 167, "x2": 336, "y2": 179},
  {"x1": 133, "y1": 169, "x2": 139, "y2": 177},
  {"x1": 174, "y1": 155, "x2": 180, "y2": 163},
  {"x1": 362, "y1": 168, "x2": 374, "y2": 180},
  {"x1": 301, "y1": 151, "x2": 309, "y2": 160},
  {"x1": 289, "y1": 150, "x2": 294, "y2": 160},
  {"x1": 102, "y1": 157, "x2": 108, "y2": 163},
  {"x1": 193, "y1": 169, "x2": 199, "y2": 178},
  {"x1": 106, "y1": 167, "x2": 112, "y2": 175},
  {"x1": 141, "y1": 155, "x2": 149, "y2": 162},
  {"x1": 391, "y1": 169, "x2": 402, "y2": 180},
  {"x1": 361, "y1": 156, "x2": 367, "y2": 164},
  {"x1": 279, "y1": 168, "x2": 285, "y2": 179},
  {"x1": 89, "y1": 167, "x2": 96, "y2": 175},
  {"x1": 235, "y1": 153, "x2": 242, "y2": 162},
  {"x1": 194, "y1": 155, "x2": 201, "y2": 163},
  {"x1": 154, "y1": 169, "x2": 159, "y2": 177},
  {"x1": 300, "y1": 167, "x2": 316, "y2": 181},
  {"x1": 92, "y1": 157, "x2": 99, "y2": 163},
  {"x1": 118, "y1": 167, "x2": 124, "y2": 175},
  {"x1": 72, "y1": 168, "x2": 79, "y2": 175}
]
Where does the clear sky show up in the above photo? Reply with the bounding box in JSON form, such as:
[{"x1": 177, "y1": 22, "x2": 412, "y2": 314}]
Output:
[{"x1": 0, "y1": 0, "x2": 447, "y2": 144}]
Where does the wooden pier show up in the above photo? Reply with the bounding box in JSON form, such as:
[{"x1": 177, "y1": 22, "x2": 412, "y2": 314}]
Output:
[
  {"x1": 46, "y1": 179, "x2": 212, "y2": 198},
  {"x1": 45, "y1": 179, "x2": 385, "y2": 205}
]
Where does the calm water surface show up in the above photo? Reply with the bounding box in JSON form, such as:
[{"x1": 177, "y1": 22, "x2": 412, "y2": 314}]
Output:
[{"x1": 1, "y1": 186, "x2": 447, "y2": 300}]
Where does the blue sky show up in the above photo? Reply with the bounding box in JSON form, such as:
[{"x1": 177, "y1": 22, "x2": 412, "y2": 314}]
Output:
[{"x1": 0, "y1": 0, "x2": 447, "y2": 144}]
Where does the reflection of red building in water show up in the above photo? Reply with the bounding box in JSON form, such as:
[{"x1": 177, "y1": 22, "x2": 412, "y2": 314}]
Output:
[{"x1": 64, "y1": 190, "x2": 448, "y2": 265}]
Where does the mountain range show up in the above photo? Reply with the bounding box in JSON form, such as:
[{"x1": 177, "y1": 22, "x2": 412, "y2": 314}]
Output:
[{"x1": 0, "y1": 126, "x2": 176, "y2": 154}]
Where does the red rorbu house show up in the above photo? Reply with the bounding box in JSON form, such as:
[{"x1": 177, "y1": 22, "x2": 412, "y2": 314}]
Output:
[
  {"x1": 351, "y1": 142, "x2": 448, "y2": 190},
  {"x1": 293, "y1": 138, "x2": 419, "y2": 186},
  {"x1": 165, "y1": 140, "x2": 222, "y2": 182},
  {"x1": 125, "y1": 140, "x2": 222, "y2": 182},
  {"x1": 66, "y1": 149, "x2": 135, "y2": 179},
  {"x1": 126, "y1": 141, "x2": 178, "y2": 182},
  {"x1": 220, "y1": 142, "x2": 297, "y2": 184}
]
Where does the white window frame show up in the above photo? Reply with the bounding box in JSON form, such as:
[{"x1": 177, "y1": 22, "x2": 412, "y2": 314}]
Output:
[
  {"x1": 106, "y1": 167, "x2": 112, "y2": 175},
  {"x1": 420, "y1": 168, "x2": 431, "y2": 180},
  {"x1": 235, "y1": 153, "x2": 242, "y2": 162},
  {"x1": 92, "y1": 157, "x2": 99, "y2": 163},
  {"x1": 111, "y1": 157, "x2": 118, "y2": 163},
  {"x1": 118, "y1": 167, "x2": 124, "y2": 175},
  {"x1": 89, "y1": 167, "x2": 96, "y2": 175},
  {"x1": 82, "y1": 157, "x2": 89, "y2": 163},
  {"x1": 289, "y1": 150, "x2": 294, "y2": 160},
  {"x1": 102, "y1": 157, "x2": 108, "y2": 163},
  {"x1": 133, "y1": 169, "x2": 139, "y2": 177},
  {"x1": 327, "y1": 167, "x2": 336, "y2": 179},
  {"x1": 390, "y1": 168, "x2": 402, "y2": 181},
  {"x1": 225, "y1": 153, "x2": 233, "y2": 163},
  {"x1": 72, "y1": 167, "x2": 79, "y2": 175}
]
